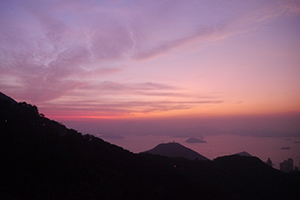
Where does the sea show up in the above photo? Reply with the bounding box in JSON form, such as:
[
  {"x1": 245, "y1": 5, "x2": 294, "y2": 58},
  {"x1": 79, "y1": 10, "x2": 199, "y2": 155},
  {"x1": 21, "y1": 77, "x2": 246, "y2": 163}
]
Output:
[{"x1": 101, "y1": 134, "x2": 300, "y2": 170}]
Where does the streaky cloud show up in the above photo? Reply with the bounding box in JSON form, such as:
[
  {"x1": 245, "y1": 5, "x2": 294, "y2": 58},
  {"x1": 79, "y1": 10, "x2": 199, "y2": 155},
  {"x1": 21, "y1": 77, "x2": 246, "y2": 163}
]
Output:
[
  {"x1": 41, "y1": 99, "x2": 223, "y2": 118},
  {"x1": 1, "y1": 0, "x2": 299, "y2": 119},
  {"x1": 132, "y1": 24, "x2": 227, "y2": 60}
]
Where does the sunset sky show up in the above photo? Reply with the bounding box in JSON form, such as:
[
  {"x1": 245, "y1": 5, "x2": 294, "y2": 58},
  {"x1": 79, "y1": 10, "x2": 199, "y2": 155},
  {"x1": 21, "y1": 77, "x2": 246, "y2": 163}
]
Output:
[{"x1": 1, "y1": 0, "x2": 300, "y2": 135}]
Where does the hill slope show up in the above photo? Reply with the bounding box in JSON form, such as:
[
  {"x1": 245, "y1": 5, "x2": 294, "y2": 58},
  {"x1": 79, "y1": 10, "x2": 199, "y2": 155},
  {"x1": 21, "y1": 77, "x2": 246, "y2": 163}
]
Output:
[
  {"x1": 0, "y1": 96, "x2": 193, "y2": 199},
  {"x1": 1, "y1": 92, "x2": 300, "y2": 200},
  {"x1": 0, "y1": 92, "x2": 17, "y2": 104},
  {"x1": 144, "y1": 142, "x2": 209, "y2": 161}
]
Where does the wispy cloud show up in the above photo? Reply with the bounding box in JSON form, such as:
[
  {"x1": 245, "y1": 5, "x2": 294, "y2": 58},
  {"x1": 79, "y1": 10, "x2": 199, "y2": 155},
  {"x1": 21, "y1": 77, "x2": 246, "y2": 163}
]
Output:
[
  {"x1": 41, "y1": 99, "x2": 223, "y2": 118},
  {"x1": 35, "y1": 80, "x2": 222, "y2": 117},
  {"x1": 130, "y1": 0, "x2": 300, "y2": 60},
  {"x1": 131, "y1": 24, "x2": 224, "y2": 60},
  {"x1": 1, "y1": 0, "x2": 299, "y2": 118},
  {"x1": 3, "y1": 0, "x2": 298, "y2": 72}
]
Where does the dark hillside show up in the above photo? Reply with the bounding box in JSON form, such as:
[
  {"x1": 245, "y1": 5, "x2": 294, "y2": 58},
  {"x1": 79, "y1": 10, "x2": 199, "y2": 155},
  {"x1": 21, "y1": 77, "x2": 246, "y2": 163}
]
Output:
[
  {"x1": 1, "y1": 93, "x2": 300, "y2": 200},
  {"x1": 213, "y1": 155, "x2": 290, "y2": 199},
  {"x1": 0, "y1": 98, "x2": 194, "y2": 199},
  {"x1": 0, "y1": 92, "x2": 17, "y2": 104}
]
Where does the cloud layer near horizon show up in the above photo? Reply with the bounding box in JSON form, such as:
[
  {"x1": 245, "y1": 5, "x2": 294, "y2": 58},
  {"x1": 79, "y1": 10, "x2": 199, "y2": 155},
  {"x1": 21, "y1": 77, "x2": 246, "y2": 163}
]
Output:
[{"x1": 1, "y1": 0, "x2": 300, "y2": 118}]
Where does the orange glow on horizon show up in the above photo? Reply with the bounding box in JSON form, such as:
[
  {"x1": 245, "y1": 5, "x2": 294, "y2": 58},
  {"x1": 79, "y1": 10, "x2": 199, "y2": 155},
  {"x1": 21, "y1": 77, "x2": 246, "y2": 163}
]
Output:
[{"x1": 45, "y1": 105, "x2": 300, "y2": 122}]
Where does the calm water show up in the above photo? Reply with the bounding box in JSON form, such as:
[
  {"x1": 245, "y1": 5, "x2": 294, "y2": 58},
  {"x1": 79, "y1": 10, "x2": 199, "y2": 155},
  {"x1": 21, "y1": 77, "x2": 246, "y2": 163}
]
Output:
[{"x1": 102, "y1": 134, "x2": 300, "y2": 170}]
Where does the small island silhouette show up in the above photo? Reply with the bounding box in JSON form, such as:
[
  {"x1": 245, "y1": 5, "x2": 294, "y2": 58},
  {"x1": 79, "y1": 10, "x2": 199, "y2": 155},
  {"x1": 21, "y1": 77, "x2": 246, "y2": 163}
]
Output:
[{"x1": 185, "y1": 137, "x2": 207, "y2": 143}]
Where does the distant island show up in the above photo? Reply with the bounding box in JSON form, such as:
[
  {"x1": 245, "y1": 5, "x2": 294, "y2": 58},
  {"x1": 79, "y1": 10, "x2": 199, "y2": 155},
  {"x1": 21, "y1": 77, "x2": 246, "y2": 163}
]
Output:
[
  {"x1": 172, "y1": 134, "x2": 204, "y2": 139},
  {"x1": 185, "y1": 137, "x2": 207, "y2": 143},
  {"x1": 281, "y1": 147, "x2": 290, "y2": 150}
]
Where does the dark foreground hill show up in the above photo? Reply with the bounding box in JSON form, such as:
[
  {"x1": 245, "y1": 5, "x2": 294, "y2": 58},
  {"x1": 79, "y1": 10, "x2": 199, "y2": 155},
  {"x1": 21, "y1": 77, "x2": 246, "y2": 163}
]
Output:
[
  {"x1": 1, "y1": 93, "x2": 300, "y2": 200},
  {"x1": 144, "y1": 142, "x2": 209, "y2": 160}
]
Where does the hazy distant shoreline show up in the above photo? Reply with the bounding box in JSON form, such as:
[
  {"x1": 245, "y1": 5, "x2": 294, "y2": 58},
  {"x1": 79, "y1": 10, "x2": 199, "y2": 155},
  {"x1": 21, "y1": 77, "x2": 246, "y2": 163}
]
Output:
[{"x1": 103, "y1": 134, "x2": 300, "y2": 170}]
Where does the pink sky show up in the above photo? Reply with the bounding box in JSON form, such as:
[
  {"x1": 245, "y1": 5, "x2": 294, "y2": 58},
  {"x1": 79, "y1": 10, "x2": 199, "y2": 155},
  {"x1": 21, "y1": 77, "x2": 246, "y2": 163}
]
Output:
[{"x1": 1, "y1": 0, "x2": 300, "y2": 136}]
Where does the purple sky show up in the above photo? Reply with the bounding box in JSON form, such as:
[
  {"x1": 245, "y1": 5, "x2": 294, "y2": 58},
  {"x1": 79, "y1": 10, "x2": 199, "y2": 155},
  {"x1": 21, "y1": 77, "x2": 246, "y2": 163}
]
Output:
[{"x1": 1, "y1": 0, "x2": 300, "y2": 136}]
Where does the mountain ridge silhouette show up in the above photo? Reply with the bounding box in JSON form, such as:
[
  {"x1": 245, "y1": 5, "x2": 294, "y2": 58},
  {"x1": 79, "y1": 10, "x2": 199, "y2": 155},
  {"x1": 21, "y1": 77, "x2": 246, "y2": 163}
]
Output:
[
  {"x1": 144, "y1": 142, "x2": 209, "y2": 161},
  {"x1": 0, "y1": 92, "x2": 17, "y2": 104}
]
